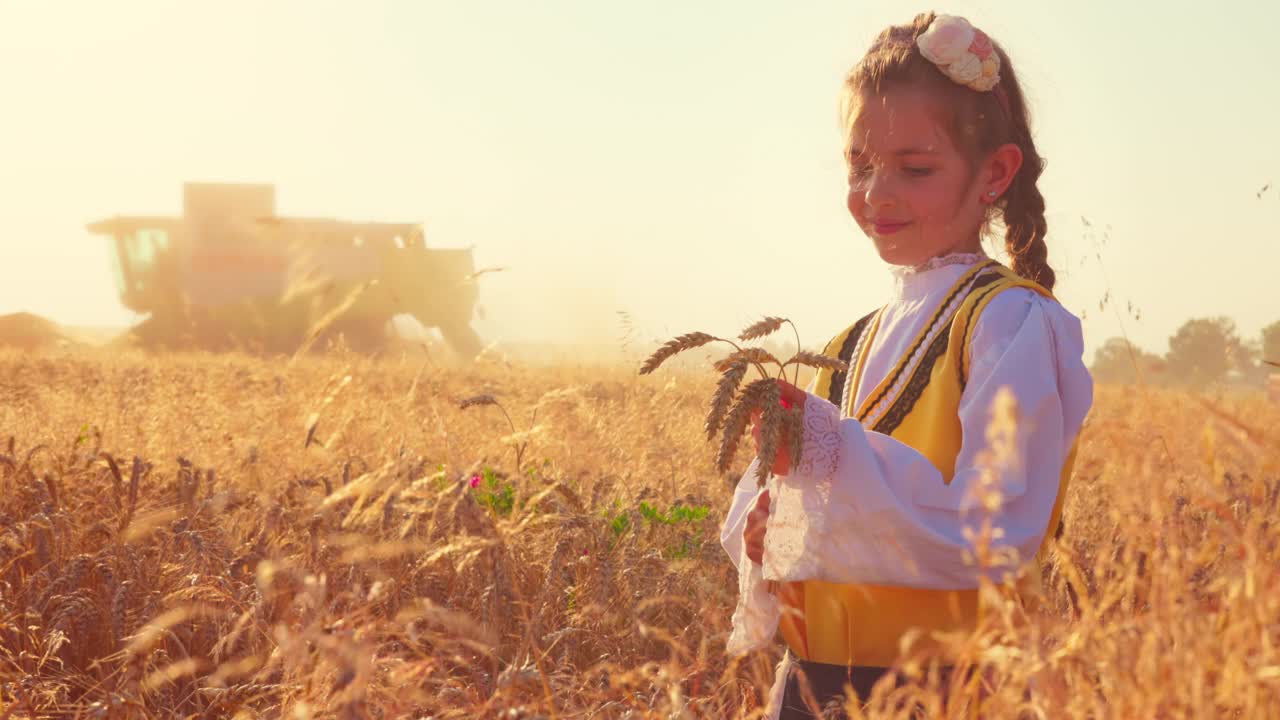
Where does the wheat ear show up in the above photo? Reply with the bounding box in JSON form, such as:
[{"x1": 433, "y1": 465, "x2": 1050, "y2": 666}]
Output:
[
  {"x1": 715, "y1": 378, "x2": 775, "y2": 475},
  {"x1": 752, "y1": 381, "x2": 784, "y2": 486},
  {"x1": 739, "y1": 317, "x2": 787, "y2": 341},
  {"x1": 784, "y1": 350, "x2": 849, "y2": 373},
  {"x1": 787, "y1": 405, "x2": 805, "y2": 474},
  {"x1": 740, "y1": 317, "x2": 805, "y2": 383},
  {"x1": 638, "y1": 332, "x2": 719, "y2": 375},
  {"x1": 714, "y1": 347, "x2": 782, "y2": 375},
  {"x1": 706, "y1": 359, "x2": 749, "y2": 441},
  {"x1": 459, "y1": 394, "x2": 498, "y2": 409}
]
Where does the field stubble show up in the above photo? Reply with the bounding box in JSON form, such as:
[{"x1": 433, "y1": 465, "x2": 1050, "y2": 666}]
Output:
[{"x1": 0, "y1": 347, "x2": 1278, "y2": 718}]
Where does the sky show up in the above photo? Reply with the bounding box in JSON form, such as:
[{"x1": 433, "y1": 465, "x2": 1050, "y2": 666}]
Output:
[{"x1": 1, "y1": 1, "x2": 1277, "y2": 359}]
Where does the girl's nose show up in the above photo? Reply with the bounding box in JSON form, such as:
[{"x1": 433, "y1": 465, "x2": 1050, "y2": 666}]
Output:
[{"x1": 862, "y1": 170, "x2": 896, "y2": 211}]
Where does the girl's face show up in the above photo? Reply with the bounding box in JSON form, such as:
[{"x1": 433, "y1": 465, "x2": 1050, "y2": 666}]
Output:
[{"x1": 846, "y1": 85, "x2": 994, "y2": 267}]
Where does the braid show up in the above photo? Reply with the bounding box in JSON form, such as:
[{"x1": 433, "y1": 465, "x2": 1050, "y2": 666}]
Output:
[{"x1": 1001, "y1": 133, "x2": 1055, "y2": 291}]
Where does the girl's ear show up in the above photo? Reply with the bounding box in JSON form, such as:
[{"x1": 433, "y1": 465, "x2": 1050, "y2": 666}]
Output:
[{"x1": 984, "y1": 142, "x2": 1024, "y2": 199}]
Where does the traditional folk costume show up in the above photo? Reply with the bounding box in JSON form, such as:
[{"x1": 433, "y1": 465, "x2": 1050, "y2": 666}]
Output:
[{"x1": 720, "y1": 252, "x2": 1093, "y2": 718}]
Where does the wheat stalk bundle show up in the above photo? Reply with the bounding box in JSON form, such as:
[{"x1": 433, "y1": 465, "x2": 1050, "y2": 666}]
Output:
[{"x1": 639, "y1": 317, "x2": 846, "y2": 486}]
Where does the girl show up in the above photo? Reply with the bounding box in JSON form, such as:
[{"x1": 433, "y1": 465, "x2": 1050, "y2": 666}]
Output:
[{"x1": 719, "y1": 12, "x2": 1093, "y2": 719}]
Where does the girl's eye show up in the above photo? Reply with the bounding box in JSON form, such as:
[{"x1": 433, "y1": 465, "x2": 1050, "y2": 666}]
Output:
[{"x1": 905, "y1": 167, "x2": 935, "y2": 177}]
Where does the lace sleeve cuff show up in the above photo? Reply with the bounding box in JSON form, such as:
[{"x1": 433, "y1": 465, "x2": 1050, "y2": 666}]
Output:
[
  {"x1": 758, "y1": 393, "x2": 842, "y2": 582},
  {"x1": 794, "y1": 393, "x2": 841, "y2": 479}
]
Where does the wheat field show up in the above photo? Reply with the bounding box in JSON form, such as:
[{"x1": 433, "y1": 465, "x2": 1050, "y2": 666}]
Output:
[{"x1": 1, "y1": 346, "x2": 1278, "y2": 719}]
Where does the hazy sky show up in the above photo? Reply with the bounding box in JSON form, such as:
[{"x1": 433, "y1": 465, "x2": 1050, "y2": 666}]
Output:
[{"x1": 2, "y1": 1, "x2": 1277, "y2": 358}]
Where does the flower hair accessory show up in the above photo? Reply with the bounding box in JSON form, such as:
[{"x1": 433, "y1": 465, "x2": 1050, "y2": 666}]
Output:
[{"x1": 916, "y1": 15, "x2": 1002, "y2": 93}]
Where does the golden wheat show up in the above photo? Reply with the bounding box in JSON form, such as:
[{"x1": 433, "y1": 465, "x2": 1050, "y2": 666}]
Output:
[
  {"x1": 1, "y1": 347, "x2": 1278, "y2": 718},
  {"x1": 643, "y1": 320, "x2": 847, "y2": 490}
]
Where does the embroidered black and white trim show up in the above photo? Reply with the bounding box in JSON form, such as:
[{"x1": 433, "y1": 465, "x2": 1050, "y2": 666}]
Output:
[
  {"x1": 872, "y1": 271, "x2": 1004, "y2": 435},
  {"x1": 840, "y1": 310, "x2": 881, "y2": 419},
  {"x1": 857, "y1": 261, "x2": 998, "y2": 429}
]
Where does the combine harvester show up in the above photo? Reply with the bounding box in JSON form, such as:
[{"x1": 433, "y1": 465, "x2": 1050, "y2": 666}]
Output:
[{"x1": 88, "y1": 183, "x2": 483, "y2": 358}]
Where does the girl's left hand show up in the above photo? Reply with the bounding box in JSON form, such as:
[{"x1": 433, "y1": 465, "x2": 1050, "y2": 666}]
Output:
[
  {"x1": 743, "y1": 489, "x2": 770, "y2": 565},
  {"x1": 749, "y1": 379, "x2": 808, "y2": 476}
]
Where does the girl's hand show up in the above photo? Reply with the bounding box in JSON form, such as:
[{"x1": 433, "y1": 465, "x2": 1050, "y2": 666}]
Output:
[
  {"x1": 750, "y1": 380, "x2": 808, "y2": 476},
  {"x1": 744, "y1": 489, "x2": 770, "y2": 565}
]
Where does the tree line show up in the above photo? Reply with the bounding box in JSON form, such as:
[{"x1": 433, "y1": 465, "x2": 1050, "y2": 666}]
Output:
[{"x1": 1092, "y1": 318, "x2": 1280, "y2": 390}]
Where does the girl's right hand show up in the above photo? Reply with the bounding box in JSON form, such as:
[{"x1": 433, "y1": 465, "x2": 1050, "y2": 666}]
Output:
[
  {"x1": 743, "y1": 489, "x2": 770, "y2": 565},
  {"x1": 749, "y1": 380, "x2": 808, "y2": 476}
]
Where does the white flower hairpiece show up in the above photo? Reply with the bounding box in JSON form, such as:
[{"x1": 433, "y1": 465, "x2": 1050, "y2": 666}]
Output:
[{"x1": 916, "y1": 15, "x2": 1002, "y2": 93}]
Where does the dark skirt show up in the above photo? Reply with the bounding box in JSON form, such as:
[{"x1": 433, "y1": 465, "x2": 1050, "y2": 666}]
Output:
[{"x1": 778, "y1": 655, "x2": 956, "y2": 719}]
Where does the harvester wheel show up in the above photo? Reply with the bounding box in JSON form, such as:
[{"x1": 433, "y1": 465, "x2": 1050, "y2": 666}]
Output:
[{"x1": 438, "y1": 321, "x2": 483, "y2": 361}]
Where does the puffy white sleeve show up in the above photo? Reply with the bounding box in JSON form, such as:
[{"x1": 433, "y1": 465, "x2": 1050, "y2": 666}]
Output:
[{"x1": 762, "y1": 289, "x2": 1094, "y2": 588}]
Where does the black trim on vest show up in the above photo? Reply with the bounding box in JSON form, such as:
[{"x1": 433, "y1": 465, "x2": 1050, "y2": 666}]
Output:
[
  {"x1": 826, "y1": 311, "x2": 877, "y2": 407},
  {"x1": 873, "y1": 271, "x2": 1004, "y2": 436},
  {"x1": 857, "y1": 261, "x2": 998, "y2": 422},
  {"x1": 871, "y1": 323, "x2": 951, "y2": 436}
]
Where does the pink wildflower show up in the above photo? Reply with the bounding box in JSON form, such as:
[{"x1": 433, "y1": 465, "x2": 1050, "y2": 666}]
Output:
[{"x1": 469, "y1": 474, "x2": 482, "y2": 489}]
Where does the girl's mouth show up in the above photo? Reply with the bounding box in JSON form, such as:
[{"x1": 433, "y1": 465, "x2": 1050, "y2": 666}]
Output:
[{"x1": 873, "y1": 220, "x2": 912, "y2": 235}]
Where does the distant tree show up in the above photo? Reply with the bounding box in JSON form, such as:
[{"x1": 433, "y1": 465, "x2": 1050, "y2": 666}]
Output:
[
  {"x1": 1091, "y1": 336, "x2": 1166, "y2": 385},
  {"x1": 1263, "y1": 320, "x2": 1280, "y2": 366},
  {"x1": 1165, "y1": 316, "x2": 1247, "y2": 389},
  {"x1": 1238, "y1": 337, "x2": 1268, "y2": 386}
]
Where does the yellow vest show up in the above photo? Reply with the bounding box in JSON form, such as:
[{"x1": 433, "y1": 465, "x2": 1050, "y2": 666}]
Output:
[{"x1": 779, "y1": 260, "x2": 1078, "y2": 667}]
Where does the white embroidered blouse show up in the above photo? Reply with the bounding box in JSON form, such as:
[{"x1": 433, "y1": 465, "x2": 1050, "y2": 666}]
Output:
[{"x1": 718, "y1": 252, "x2": 1094, "y2": 715}]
